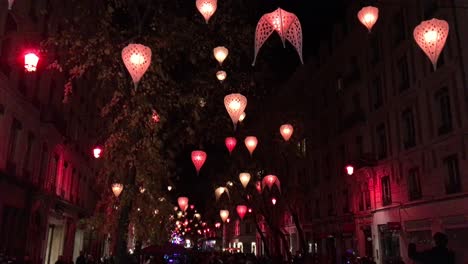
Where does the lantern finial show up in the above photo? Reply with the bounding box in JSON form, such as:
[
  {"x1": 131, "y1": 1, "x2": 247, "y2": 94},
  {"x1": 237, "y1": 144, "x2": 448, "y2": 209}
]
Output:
[
  {"x1": 122, "y1": 44, "x2": 152, "y2": 89},
  {"x1": 413, "y1": 18, "x2": 449, "y2": 70},
  {"x1": 196, "y1": 0, "x2": 217, "y2": 24},
  {"x1": 357, "y1": 6, "x2": 379, "y2": 32}
]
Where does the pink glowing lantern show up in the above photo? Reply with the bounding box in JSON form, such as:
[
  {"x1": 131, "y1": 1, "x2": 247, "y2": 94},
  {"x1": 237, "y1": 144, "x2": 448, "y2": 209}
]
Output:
[
  {"x1": 152, "y1": 110, "x2": 160, "y2": 123},
  {"x1": 253, "y1": 8, "x2": 303, "y2": 65},
  {"x1": 190, "y1": 205, "x2": 195, "y2": 210},
  {"x1": 225, "y1": 137, "x2": 237, "y2": 155},
  {"x1": 236, "y1": 205, "x2": 247, "y2": 220},
  {"x1": 196, "y1": 0, "x2": 217, "y2": 24},
  {"x1": 263, "y1": 175, "x2": 281, "y2": 192},
  {"x1": 220, "y1": 210, "x2": 229, "y2": 222},
  {"x1": 178, "y1": 197, "x2": 189, "y2": 212},
  {"x1": 244, "y1": 136, "x2": 258, "y2": 156},
  {"x1": 93, "y1": 147, "x2": 102, "y2": 159},
  {"x1": 111, "y1": 183, "x2": 124, "y2": 198},
  {"x1": 280, "y1": 124, "x2": 294, "y2": 141},
  {"x1": 239, "y1": 172, "x2": 251, "y2": 189},
  {"x1": 346, "y1": 165, "x2": 354, "y2": 176},
  {"x1": 255, "y1": 181, "x2": 262, "y2": 193},
  {"x1": 224, "y1": 93, "x2": 247, "y2": 129},
  {"x1": 8, "y1": 0, "x2": 14, "y2": 10},
  {"x1": 357, "y1": 6, "x2": 379, "y2": 32},
  {"x1": 216, "y1": 70, "x2": 227, "y2": 82},
  {"x1": 414, "y1": 18, "x2": 449, "y2": 70},
  {"x1": 215, "y1": 222, "x2": 221, "y2": 228},
  {"x1": 24, "y1": 52, "x2": 39, "y2": 72},
  {"x1": 272, "y1": 198, "x2": 277, "y2": 205},
  {"x1": 191, "y1": 150, "x2": 207, "y2": 175},
  {"x1": 213, "y1": 46, "x2": 229, "y2": 65},
  {"x1": 122, "y1": 43, "x2": 152, "y2": 89},
  {"x1": 248, "y1": 208, "x2": 252, "y2": 213}
]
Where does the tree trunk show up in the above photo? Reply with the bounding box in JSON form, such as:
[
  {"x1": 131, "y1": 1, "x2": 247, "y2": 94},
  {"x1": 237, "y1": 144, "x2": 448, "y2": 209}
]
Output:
[
  {"x1": 288, "y1": 205, "x2": 308, "y2": 255},
  {"x1": 115, "y1": 165, "x2": 136, "y2": 264},
  {"x1": 253, "y1": 217, "x2": 270, "y2": 257}
]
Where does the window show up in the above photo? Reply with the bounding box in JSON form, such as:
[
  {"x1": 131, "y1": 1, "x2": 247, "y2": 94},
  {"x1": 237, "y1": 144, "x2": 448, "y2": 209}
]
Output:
[
  {"x1": 356, "y1": 136, "x2": 363, "y2": 157},
  {"x1": 327, "y1": 194, "x2": 335, "y2": 216},
  {"x1": 381, "y1": 176, "x2": 392, "y2": 206},
  {"x1": 408, "y1": 168, "x2": 422, "y2": 201},
  {"x1": 402, "y1": 109, "x2": 416, "y2": 149},
  {"x1": 324, "y1": 155, "x2": 332, "y2": 181},
  {"x1": 371, "y1": 77, "x2": 383, "y2": 110},
  {"x1": 297, "y1": 139, "x2": 307, "y2": 156},
  {"x1": 435, "y1": 88, "x2": 452, "y2": 135},
  {"x1": 7, "y1": 119, "x2": 22, "y2": 164},
  {"x1": 391, "y1": 11, "x2": 406, "y2": 47},
  {"x1": 47, "y1": 154, "x2": 59, "y2": 192},
  {"x1": 376, "y1": 124, "x2": 387, "y2": 159},
  {"x1": 23, "y1": 132, "x2": 35, "y2": 178},
  {"x1": 38, "y1": 144, "x2": 48, "y2": 187},
  {"x1": 444, "y1": 155, "x2": 461, "y2": 194},
  {"x1": 397, "y1": 56, "x2": 410, "y2": 92},
  {"x1": 343, "y1": 189, "x2": 350, "y2": 213},
  {"x1": 315, "y1": 200, "x2": 320, "y2": 218},
  {"x1": 359, "y1": 184, "x2": 371, "y2": 211}
]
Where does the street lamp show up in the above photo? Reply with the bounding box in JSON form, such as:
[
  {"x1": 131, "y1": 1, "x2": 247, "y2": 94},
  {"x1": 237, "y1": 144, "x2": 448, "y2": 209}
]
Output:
[
  {"x1": 345, "y1": 165, "x2": 354, "y2": 176},
  {"x1": 24, "y1": 52, "x2": 39, "y2": 72},
  {"x1": 93, "y1": 147, "x2": 102, "y2": 159}
]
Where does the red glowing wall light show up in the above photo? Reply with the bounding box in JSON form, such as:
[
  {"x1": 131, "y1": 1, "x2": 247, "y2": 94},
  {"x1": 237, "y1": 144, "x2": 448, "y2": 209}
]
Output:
[{"x1": 24, "y1": 52, "x2": 39, "y2": 72}]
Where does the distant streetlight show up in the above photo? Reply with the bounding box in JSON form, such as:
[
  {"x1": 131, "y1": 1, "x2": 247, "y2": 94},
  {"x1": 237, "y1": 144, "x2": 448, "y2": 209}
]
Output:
[
  {"x1": 272, "y1": 198, "x2": 277, "y2": 205},
  {"x1": 93, "y1": 147, "x2": 102, "y2": 158}
]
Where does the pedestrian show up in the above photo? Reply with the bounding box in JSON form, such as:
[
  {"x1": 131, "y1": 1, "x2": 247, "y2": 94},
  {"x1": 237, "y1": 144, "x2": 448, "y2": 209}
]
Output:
[
  {"x1": 408, "y1": 232, "x2": 455, "y2": 264},
  {"x1": 76, "y1": 251, "x2": 86, "y2": 264}
]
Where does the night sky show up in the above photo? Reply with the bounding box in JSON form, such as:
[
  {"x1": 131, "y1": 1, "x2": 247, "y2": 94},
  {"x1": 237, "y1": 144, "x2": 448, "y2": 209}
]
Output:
[{"x1": 174, "y1": 0, "x2": 346, "y2": 218}]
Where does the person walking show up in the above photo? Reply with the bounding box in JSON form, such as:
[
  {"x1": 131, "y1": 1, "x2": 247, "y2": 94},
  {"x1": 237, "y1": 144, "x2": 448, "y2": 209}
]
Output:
[
  {"x1": 76, "y1": 251, "x2": 86, "y2": 264},
  {"x1": 408, "y1": 232, "x2": 455, "y2": 264}
]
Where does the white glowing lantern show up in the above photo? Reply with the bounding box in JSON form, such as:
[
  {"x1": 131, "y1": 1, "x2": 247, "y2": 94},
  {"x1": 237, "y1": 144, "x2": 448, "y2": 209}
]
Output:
[
  {"x1": 239, "y1": 112, "x2": 246, "y2": 122},
  {"x1": 239, "y1": 173, "x2": 251, "y2": 189},
  {"x1": 178, "y1": 197, "x2": 189, "y2": 212},
  {"x1": 111, "y1": 183, "x2": 124, "y2": 198},
  {"x1": 413, "y1": 18, "x2": 449, "y2": 70},
  {"x1": 122, "y1": 43, "x2": 152, "y2": 89},
  {"x1": 244, "y1": 136, "x2": 258, "y2": 156},
  {"x1": 194, "y1": 213, "x2": 201, "y2": 220},
  {"x1": 220, "y1": 210, "x2": 229, "y2": 223},
  {"x1": 262, "y1": 175, "x2": 281, "y2": 192},
  {"x1": 357, "y1": 6, "x2": 379, "y2": 32},
  {"x1": 280, "y1": 124, "x2": 294, "y2": 141},
  {"x1": 215, "y1": 187, "x2": 229, "y2": 201},
  {"x1": 213, "y1": 46, "x2": 229, "y2": 65},
  {"x1": 224, "y1": 93, "x2": 247, "y2": 129},
  {"x1": 191, "y1": 150, "x2": 207, "y2": 175},
  {"x1": 196, "y1": 0, "x2": 217, "y2": 24},
  {"x1": 253, "y1": 8, "x2": 303, "y2": 65},
  {"x1": 8, "y1": 0, "x2": 14, "y2": 10},
  {"x1": 139, "y1": 186, "x2": 146, "y2": 193},
  {"x1": 167, "y1": 185, "x2": 173, "y2": 191},
  {"x1": 216, "y1": 70, "x2": 227, "y2": 82}
]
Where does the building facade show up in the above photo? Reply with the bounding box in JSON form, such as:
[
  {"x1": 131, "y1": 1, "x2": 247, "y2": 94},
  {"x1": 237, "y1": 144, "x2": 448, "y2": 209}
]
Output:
[
  {"x1": 0, "y1": 1, "x2": 104, "y2": 263},
  {"x1": 268, "y1": 0, "x2": 468, "y2": 263}
]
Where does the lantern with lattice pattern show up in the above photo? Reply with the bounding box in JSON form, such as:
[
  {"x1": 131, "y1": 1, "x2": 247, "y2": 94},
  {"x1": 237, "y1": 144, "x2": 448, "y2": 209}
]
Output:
[
  {"x1": 253, "y1": 8, "x2": 303, "y2": 65},
  {"x1": 122, "y1": 44, "x2": 152, "y2": 89},
  {"x1": 224, "y1": 93, "x2": 247, "y2": 129},
  {"x1": 196, "y1": 0, "x2": 217, "y2": 24},
  {"x1": 413, "y1": 18, "x2": 449, "y2": 70},
  {"x1": 191, "y1": 150, "x2": 207, "y2": 175},
  {"x1": 357, "y1": 6, "x2": 379, "y2": 32}
]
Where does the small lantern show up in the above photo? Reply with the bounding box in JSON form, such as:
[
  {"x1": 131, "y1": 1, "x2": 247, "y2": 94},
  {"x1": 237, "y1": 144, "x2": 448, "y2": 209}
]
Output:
[
  {"x1": 357, "y1": 6, "x2": 379, "y2": 32},
  {"x1": 239, "y1": 112, "x2": 246, "y2": 123},
  {"x1": 280, "y1": 124, "x2": 294, "y2": 141},
  {"x1": 224, "y1": 93, "x2": 247, "y2": 129},
  {"x1": 196, "y1": 0, "x2": 217, "y2": 24},
  {"x1": 413, "y1": 18, "x2": 449, "y2": 70},
  {"x1": 213, "y1": 46, "x2": 229, "y2": 65},
  {"x1": 8, "y1": 0, "x2": 14, "y2": 10},
  {"x1": 346, "y1": 165, "x2": 354, "y2": 176},
  {"x1": 253, "y1": 8, "x2": 303, "y2": 65},
  {"x1": 191, "y1": 150, "x2": 207, "y2": 175},
  {"x1": 248, "y1": 208, "x2": 252, "y2": 213},
  {"x1": 122, "y1": 43, "x2": 152, "y2": 89},
  {"x1": 220, "y1": 210, "x2": 229, "y2": 223},
  {"x1": 262, "y1": 175, "x2": 281, "y2": 192},
  {"x1": 215, "y1": 222, "x2": 221, "y2": 228},
  {"x1": 255, "y1": 181, "x2": 262, "y2": 193},
  {"x1": 216, "y1": 70, "x2": 227, "y2": 82},
  {"x1": 215, "y1": 187, "x2": 229, "y2": 201},
  {"x1": 190, "y1": 205, "x2": 195, "y2": 210},
  {"x1": 244, "y1": 136, "x2": 258, "y2": 156},
  {"x1": 111, "y1": 183, "x2": 123, "y2": 198},
  {"x1": 272, "y1": 198, "x2": 277, "y2": 205},
  {"x1": 152, "y1": 110, "x2": 160, "y2": 123},
  {"x1": 24, "y1": 52, "x2": 39, "y2": 72},
  {"x1": 194, "y1": 213, "x2": 201, "y2": 220},
  {"x1": 225, "y1": 137, "x2": 237, "y2": 155},
  {"x1": 236, "y1": 205, "x2": 247, "y2": 220},
  {"x1": 93, "y1": 147, "x2": 102, "y2": 159},
  {"x1": 167, "y1": 185, "x2": 173, "y2": 191},
  {"x1": 239, "y1": 173, "x2": 251, "y2": 189},
  {"x1": 139, "y1": 186, "x2": 146, "y2": 193},
  {"x1": 178, "y1": 197, "x2": 189, "y2": 212}
]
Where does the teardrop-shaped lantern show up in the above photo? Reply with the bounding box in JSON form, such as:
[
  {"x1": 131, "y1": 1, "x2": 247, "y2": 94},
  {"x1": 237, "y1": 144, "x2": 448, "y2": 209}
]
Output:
[
  {"x1": 357, "y1": 6, "x2": 379, "y2": 32},
  {"x1": 244, "y1": 136, "x2": 258, "y2": 156},
  {"x1": 239, "y1": 112, "x2": 246, "y2": 123},
  {"x1": 213, "y1": 46, "x2": 229, "y2": 65},
  {"x1": 253, "y1": 8, "x2": 303, "y2": 65},
  {"x1": 225, "y1": 137, "x2": 237, "y2": 155},
  {"x1": 8, "y1": 0, "x2": 14, "y2": 10},
  {"x1": 413, "y1": 18, "x2": 449, "y2": 70},
  {"x1": 220, "y1": 210, "x2": 229, "y2": 223},
  {"x1": 255, "y1": 181, "x2": 262, "y2": 193},
  {"x1": 236, "y1": 205, "x2": 247, "y2": 220},
  {"x1": 24, "y1": 52, "x2": 39, "y2": 72},
  {"x1": 216, "y1": 70, "x2": 227, "y2": 82},
  {"x1": 224, "y1": 93, "x2": 247, "y2": 129},
  {"x1": 196, "y1": 0, "x2": 217, "y2": 24},
  {"x1": 111, "y1": 183, "x2": 124, "y2": 198},
  {"x1": 139, "y1": 186, "x2": 146, "y2": 193},
  {"x1": 280, "y1": 124, "x2": 294, "y2": 141},
  {"x1": 93, "y1": 147, "x2": 102, "y2": 159},
  {"x1": 215, "y1": 187, "x2": 229, "y2": 201},
  {"x1": 191, "y1": 150, "x2": 207, "y2": 175},
  {"x1": 178, "y1": 197, "x2": 189, "y2": 212},
  {"x1": 239, "y1": 173, "x2": 251, "y2": 189},
  {"x1": 122, "y1": 43, "x2": 152, "y2": 89},
  {"x1": 262, "y1": 175, "x2": 281, "y2": 192}
]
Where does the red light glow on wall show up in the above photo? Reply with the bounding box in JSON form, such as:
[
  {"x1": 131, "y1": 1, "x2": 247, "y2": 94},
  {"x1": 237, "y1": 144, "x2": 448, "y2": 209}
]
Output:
[
  {"x1": 24, "y1": 52, "x2": 39, "y2": 72},
  {"x1": 346, "y1": 165, "x2": 354, "y2": 176},
  {"x1": 93, "y1": 147, "x2": 102, "y2": 158}
]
